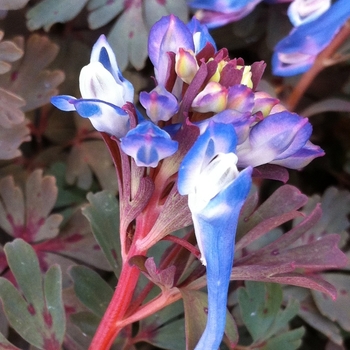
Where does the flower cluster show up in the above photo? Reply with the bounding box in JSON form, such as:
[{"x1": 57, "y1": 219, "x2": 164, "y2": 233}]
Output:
[{"x1": 52, "y1": 14, "x2": 323, "y2": 349}]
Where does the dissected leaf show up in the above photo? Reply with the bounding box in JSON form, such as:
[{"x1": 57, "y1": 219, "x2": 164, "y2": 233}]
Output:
[
  {"x1": 238, "y1": 281, "x2": 283, "y2": 342},
  {"x1": 48, "y1": 162, "x2": 88, "y2": 208},
  {"x1": 261, "y1": 327, "x2": 304, "y2": 350},
  {"x1": 143, "y1": 257, "x2": 176, "y2": 291},
  {"x1": 0, "y1": 31, "x2": 29, "y2": 159},
  {"x1": 0, "y1": 31, "x2": 23, "y2": 74},
  {"x1": 238, "y1": 281, "x2": 302, "y2": 348},
  {"x1": 284, "y1": 287, "x2": 343, "y2": 345},
  {"x1": 234, "y1": 205, "x2": 347, "y2": 298},
  {"x1": 0, "y1": 34, "x2": 65, "y2": 111},
  {"x1": 69, "y1": 265, "x2": 113, "y2": 318},
  {"x1": 107, "y1": 4, "x2": 148, "y2": 71},
  {"x1": 87, "y1": 0, "x2": 124, "y2": 29},
  {"x1": 143, "y1": 0, "x2": 188, "y2": 29},
  {"x1": 26, "y1": 0, "x2": 88, "y2": 31},
  {"x1": 236, "y1": 185, "x2": 308, "y2": 247},
  {"x1": 0, "y1": 169, "x2": 62, "y2": 242},
  {"x1": 0, "y1": 239, "x2": 65, "y2": 348},
  {"x1": 0, "y1": 113, "x2": 30, "y2": 159},
  {"x1": 66, "y1": 140, "x2": 118, "y2": 192},
  {"x1": 181, "y1": 289, "x2": 238, "y2": 350},
  {"x1": 0, "y1": 0, "x2": 29, "y2": 10},
  {"x1": 82, "y1": 191, "x2": 122, "y2": 276},
  {"x1": 293, "y1": 187, "x2": 350, "y2": 247},
  {"x1": 312, "y1": 273, "x2": 350, "y2": 332}
]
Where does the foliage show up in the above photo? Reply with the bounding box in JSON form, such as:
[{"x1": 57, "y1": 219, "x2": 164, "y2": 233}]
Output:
[{"x1": 0, "y1": 1, "x2": 349, "y2": 350}]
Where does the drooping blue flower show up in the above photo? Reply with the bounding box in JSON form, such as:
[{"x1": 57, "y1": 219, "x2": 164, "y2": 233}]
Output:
[
  {"x1": 273, "y1": 0, "x2": 350, "y2": 76},
  {"x1": 121, "y1": 121, "x2": 178, "y2": 168},
  {"x1": 178, "y1": 121, "x2": 252, "y2": 349},
  {"x1": 236, "y1": 111, "x2": 325, "y2": 168},
  {"x1": 51, "y1": 35, "x2": 134, "y2": 138}
]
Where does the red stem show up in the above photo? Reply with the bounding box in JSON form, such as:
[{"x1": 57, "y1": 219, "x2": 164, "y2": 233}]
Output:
[{"x1": 89, "y1": 259, "x2": 140, "y2": 349}]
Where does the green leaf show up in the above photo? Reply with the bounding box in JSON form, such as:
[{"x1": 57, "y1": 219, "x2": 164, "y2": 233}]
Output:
[
  {"x1": 181, "y1": 289, "x2": 238, "y2": 350},
  {"x1": 266, "y1": 299, "x2": 300, "y2": 339},
  {"x1": 69, "y1": 265, "x2": 113, "y2": 318},
  {"x1": 82, "y1": 191, "x2": 122, "y2": 276},
  {"x1": 145, "y1": 318, "x2": 186, "y2": 350},
  {"x1": 0, "y1": 239, "x2": 65, "y2": 348},
  {"x1": 70, "y1": 311, "x2": 101, "y2": 337},
  {"x1": 48, "y1": 162, "x2": 87, "y2": 209},
  {"x1": 238, "y1": 281, "x2": 282, "y2": 342},
  {"x1": 261, "y1": 327, "x2": 305, "y2": 350}
]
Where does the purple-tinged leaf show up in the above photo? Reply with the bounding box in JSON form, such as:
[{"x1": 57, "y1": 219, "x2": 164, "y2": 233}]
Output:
[
  {"x1": 136, "y1": 183, "x2": 192, "y2": 252},
  {"x1": 235, "y1": 210, "x2": 304, "y2": 251},
  {"x1": 0, "y1": 170, "x2": 62, "y2": 242},
  {"x1": 143, "y1": 257, "x2": 176, "y2": 291},
  {"x1": 0, "y1": 332, "x2": 21, "y2": 349},
  {"x1": 0, "y1": 0, "x2": 29, "y2": 10},
  {"x1": 252, "y1": 164, "x2": 290, "y2": 182},
  {"x1": 231, "y1": 265, "x2": 338, "y2": 298},
  {"x1": 301, "y1": 98, "x2": 350, "y2": 118},
  {"x1": 236, "y1": 185, "x2": 308, "y2": 241},
  {"x1": 36, "y1": 209, "x2": 111, "y2": 272},
  {"x1": 3, "y1": 34, "x2": 65, "y2": 111}
]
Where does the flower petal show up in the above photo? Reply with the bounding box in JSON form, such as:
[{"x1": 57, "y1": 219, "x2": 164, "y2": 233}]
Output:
[
  {"x1": 50, "y1": 95, "x2": 77, "y2": 112},
  {"x1": 73, "y1": 99, "x2": 130, "y2": 139}
]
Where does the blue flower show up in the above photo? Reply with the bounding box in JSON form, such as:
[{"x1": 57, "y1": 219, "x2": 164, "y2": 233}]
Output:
[
  {"x1": 121, "y1": 121, "x2": 178, "y2": 168},
  {"x1": 273, "y1": 0, "x2": 350, "y2": 76},
  {"x1": 51, "y1": 35, "x2": 134, "y2": 138},
  {"x1": 178, "y1": 121, "x2": 252, "y2": 349}
]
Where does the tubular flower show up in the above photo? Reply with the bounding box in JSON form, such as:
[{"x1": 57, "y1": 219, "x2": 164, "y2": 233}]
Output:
[
  {"x1": 273, "y1": 0, "x2": 350, "y2": 76},
  {"x1": 178, "y1": 121, "x2": 252, "y2": 349}
]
